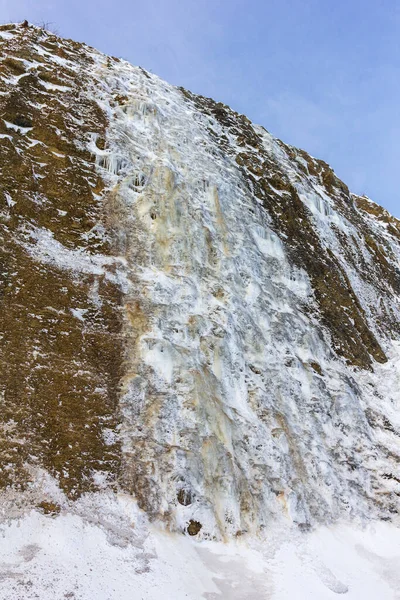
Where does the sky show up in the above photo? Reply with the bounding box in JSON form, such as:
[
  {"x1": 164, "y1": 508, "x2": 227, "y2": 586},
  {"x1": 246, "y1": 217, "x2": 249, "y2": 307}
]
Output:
[{"x1": 2, "y1": 0, "x2": 400, "y2": 217}]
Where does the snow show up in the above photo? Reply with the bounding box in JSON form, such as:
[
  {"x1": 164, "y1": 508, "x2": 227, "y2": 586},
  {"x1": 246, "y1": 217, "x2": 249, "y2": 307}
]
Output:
[
  {"x1": 39, "y1": 80, "x2": 71, "y2": 92},
  {"x1": 4, "y1": 191, "x2": 16, "y2": 207},
  {"x1": 70, "y1": 307, "x2": 88, "y2": 321},
  {"x1": 32, "y1": 43, "x2": 76, "y2": 69},
  {"x1": 20, "y1": 225, "x2": 130, "y2": 291},
  {"x1": 3, "y1": 119, "x2": 32, "y2": 134},
  {"x1": 0, "y1": 30, "x2": 15, "y2": 39},
  {"x1": 0, "y1": 499, "x2": 399, "y2": 599}
]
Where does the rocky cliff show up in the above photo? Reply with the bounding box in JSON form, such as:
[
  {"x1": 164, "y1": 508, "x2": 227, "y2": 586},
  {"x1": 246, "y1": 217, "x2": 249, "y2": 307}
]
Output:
[{"x1": 1, "y1": 22, "x2": 399, "y2": 543}]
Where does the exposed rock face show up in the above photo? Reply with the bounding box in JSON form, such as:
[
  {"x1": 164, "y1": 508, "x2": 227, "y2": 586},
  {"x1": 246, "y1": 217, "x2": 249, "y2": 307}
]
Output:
[
  {"x1": 0, "y1": 24, "x2": 124, "y2": 500},
  {"x1": 0, "y1": 23, "x2": 399, "y2": 538}
]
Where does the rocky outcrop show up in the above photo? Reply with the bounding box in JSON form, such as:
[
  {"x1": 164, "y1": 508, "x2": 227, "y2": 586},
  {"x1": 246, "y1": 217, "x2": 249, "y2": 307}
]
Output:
[
  {"x1": 0, "y1": 23, "x2": 124, "y2": 499},
  {"x1": 0, "y1": 22, "x2": 399, "y2": 539}
]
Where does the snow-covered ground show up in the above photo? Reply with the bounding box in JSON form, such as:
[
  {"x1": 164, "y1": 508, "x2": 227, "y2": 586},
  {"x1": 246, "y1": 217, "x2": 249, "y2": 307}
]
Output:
[{"x1": 0, "y1": 497, "x2": 399, "y2": 599}]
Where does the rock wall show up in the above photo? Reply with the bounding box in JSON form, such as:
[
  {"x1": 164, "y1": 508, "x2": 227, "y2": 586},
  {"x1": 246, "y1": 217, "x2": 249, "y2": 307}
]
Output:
[{"x1": 1, "y1": 23, "x2": 399, "y2": 539}]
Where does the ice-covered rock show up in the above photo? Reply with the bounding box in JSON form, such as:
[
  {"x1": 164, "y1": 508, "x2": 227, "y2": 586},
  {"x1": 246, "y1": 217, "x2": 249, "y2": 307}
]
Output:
[{"x1": 0, "y1": 22, "x2": 399, "y2": 547}]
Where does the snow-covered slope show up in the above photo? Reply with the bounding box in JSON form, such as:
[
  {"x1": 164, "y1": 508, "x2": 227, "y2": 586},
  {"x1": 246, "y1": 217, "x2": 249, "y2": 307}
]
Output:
[
  {"x1": 0, "y1": 21, "x2": 399, "y2": 598},
  {"x1": 1, "y1": 502, "x2": 400, "y2": 600}
]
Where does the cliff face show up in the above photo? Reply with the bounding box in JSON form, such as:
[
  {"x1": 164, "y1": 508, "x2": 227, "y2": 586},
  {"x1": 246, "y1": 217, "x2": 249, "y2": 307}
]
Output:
[{"x1": 1, "y1": 22, "x2": 399, "y2": 539}]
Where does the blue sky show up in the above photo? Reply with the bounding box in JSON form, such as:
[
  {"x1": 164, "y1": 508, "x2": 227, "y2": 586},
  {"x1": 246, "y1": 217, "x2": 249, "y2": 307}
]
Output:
[{"x1": 2, "y1": 0, "x2": 399, "y2": 216}]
